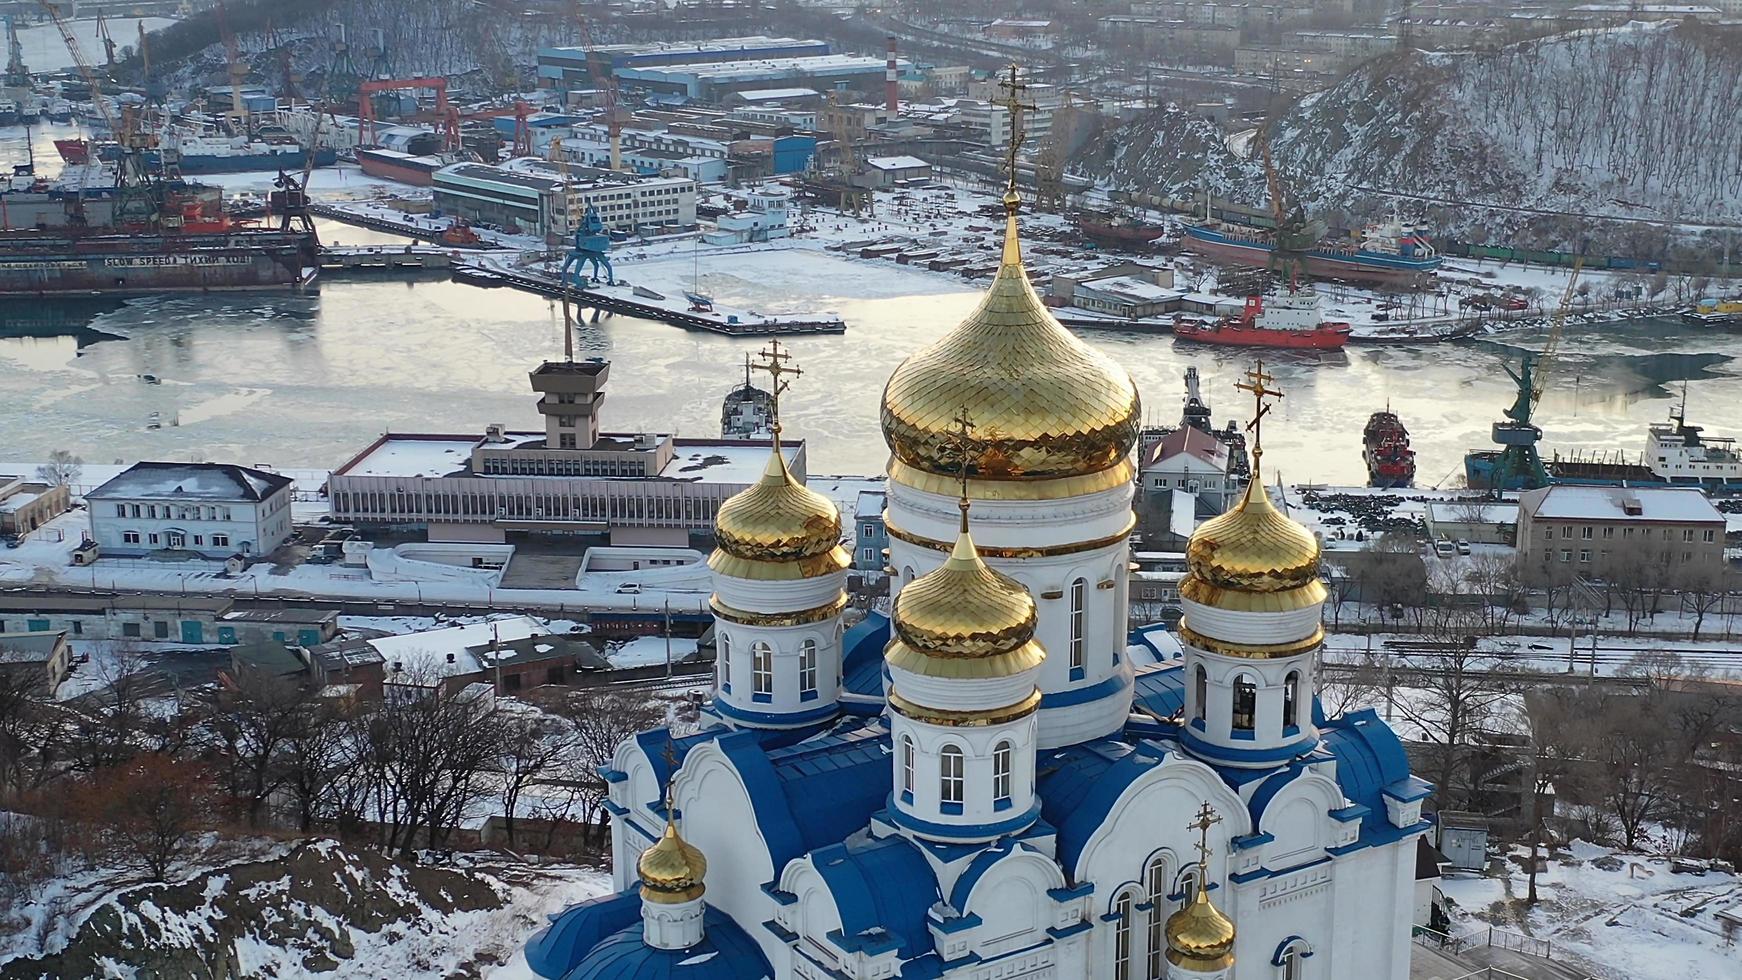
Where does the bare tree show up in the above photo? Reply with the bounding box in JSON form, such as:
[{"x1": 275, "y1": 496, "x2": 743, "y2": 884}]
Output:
[
  {"x1": 77, "y1": 753, "x2": 216, "y2": 882},
  {"x1": 203, "y1": 664, "x2": 320, "y2": 828},
  {"x1": 361, "y1": 672, "x2": 505, "y2": 857},
  {"x1": 1462, "y1": 552, "x2": 1525, "y2": 632},
  {"x1": 548, "y1": 686, "x2": 664, "y2": 846},
  {"x1": 1521, "y1": 688, "x2": 1600, "y2": 903},
  {"x1": 495, "y1": 708, "x2": 578, "y2": 849},
  {"x1": 34, "y1": 450, "x2": 82, "y2": 489},
  {"x1": 1674, "y1": 565, "x2": 1731, "y2": 641}
]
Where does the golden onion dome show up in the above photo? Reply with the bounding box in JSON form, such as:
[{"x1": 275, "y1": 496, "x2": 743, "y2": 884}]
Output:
[
  {"x1": 638, "y1": 817, "x2": 707, "y2": 905},
  {"x1": 885, "y1": 507, "x2": 1046, "y2": 679},
  {"x1": 880, "y1": 208, "x2": 1141, "y2": 483},
  {"x1": 709, "y1": 443, "x2": 851, "y2": 580},
  {"x1": 1184, "y1": 476, "x2": 1322, "y2": 597},
  {"x1": 1165, "y1": 885, "x2": 1236, "y2": 971}
]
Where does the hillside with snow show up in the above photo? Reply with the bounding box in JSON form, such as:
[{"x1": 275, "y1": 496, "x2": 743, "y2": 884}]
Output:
[{"x1": 1085, "y1": 22, "x2": 1742, "y2": 255}]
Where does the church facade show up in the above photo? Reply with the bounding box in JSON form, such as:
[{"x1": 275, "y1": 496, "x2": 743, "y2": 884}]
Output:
[{"x1": 522, "y1": 190, "x2": 1431, "y2": 980}]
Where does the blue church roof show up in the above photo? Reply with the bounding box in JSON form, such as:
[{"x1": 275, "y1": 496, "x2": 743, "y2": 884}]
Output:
[
  {"x1": 562, "y1": 907, "x2": 773, "y2": 980},
  {"x1": 1131, "y1": 663, "x2": 1187, "y2": 720},
  {"x1": 1037, "y1": 739, "x2": 1169, "y2": 872},
  {"x1": 525, "y1": 889, "x2": 642, "y2": 979},
  {"x1": 841, "y1": 611, "x2": 889, "y2": 698},
  {"x1": 811, "y1": 833, "x2": 938, "y2": 959},
  {"x1": 1320, "y1": 708, "x2": 1431, "y2": 843}
]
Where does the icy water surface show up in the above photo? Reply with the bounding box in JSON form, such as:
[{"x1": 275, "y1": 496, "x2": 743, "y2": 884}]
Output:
[{"x1": 1, "y1": 238, "x2": 1738, "y2": 486}]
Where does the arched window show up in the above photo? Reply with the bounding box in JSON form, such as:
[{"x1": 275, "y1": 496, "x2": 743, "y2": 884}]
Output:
[
  {"x1": 1176, "y1": 867, "x2": 1201, "y2": 906},
  {"x1": 1232, "y1": 674, "x2": 1257, "y2": 731},
  {"x1": 799, "y1": 640, "x2": 819, "y2": 698},
  {"x1": 900, "y1": 736, "x2": 915, "y2": 797},
  {"x1": 1068, "y1": 578, "x2": 1087, "y2": 673},
  {"x1": 752, "y1": 642, "x2": 774, "y2": 697},
  {"x1": 1113, "y1": 888, "x2": 1136, "y2": 980},
  {"x1": 1145, "y1": 856, "x2": 1170, "y2": 979},
  {"x1": 719, "y1": 634, "x2": 731, "y2": 690},
  {"x1": 1281, "y1": 944, "x2": 1305, "y2": 980},
  {"x1": 1283, "y1": 670, "x2": 1300, "y2": 728},
  {"x1": 903, "y1": 565, "x2": 915, "y2": 585},
  {"x1": 992, "y1": 740, "x2": 1013, "y2": 808},
  {"x1": 1193, "y1": 665, "x2": 1207, "y2": 721},
  {"x1": 939, "y1": 744, "x2": 964, "y2": 806}
]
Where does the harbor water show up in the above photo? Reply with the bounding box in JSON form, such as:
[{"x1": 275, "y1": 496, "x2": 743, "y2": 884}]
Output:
[{"x1": 1, "y1": 222, "x2": 1736, "y2": 487}]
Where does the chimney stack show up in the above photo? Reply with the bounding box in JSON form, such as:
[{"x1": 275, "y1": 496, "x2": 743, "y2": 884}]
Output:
[{"x1": 885, "y1": 35, "x2": 899, "y2": 115}]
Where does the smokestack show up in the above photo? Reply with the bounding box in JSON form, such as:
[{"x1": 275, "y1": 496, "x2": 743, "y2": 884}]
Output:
[{"x1": 885, "y1": 35, "x2": 899, "y2": 116}]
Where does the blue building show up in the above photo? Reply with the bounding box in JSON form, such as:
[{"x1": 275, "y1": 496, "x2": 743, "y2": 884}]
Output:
[
  {"x1": 852, "y1": 489, "x2": 886, "y2": 571},
  {"x1": 537, "y1": 36, "x2": 831, "y2": 93}
]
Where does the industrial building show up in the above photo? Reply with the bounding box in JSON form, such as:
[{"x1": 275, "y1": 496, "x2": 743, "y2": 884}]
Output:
[
  {"x1": 616, "y1": 54, "x2": 910, "y2": 103},
  {"x1": 537, "y1": 36, "x2": 831, "y2": 92},
  {"x1": 327, "y1": 359, "x2": 819, "y2": 549},
  {"x1": 431, "y1": 160, "x2": 696, "y2": 237}
]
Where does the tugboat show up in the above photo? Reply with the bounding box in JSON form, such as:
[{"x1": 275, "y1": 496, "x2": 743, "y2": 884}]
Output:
[
  {"x1": 1363, "y1": 408, "x2": 1416, "y2": 488},
  {"x1": 1173, "y1": 287, "x2": 1351, "y2": 349}
]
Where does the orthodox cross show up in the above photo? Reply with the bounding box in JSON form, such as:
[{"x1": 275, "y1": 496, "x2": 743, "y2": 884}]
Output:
[
  {"x1": 995, "y1": 63, "x2": 1036, "y2": 204},
  {"x1": 1188, "y1": 801, "x2": 1222, "y2": 877},
  {"x1": 1234, "y1": 361, "x2": 1283, "y2": 461},
  {"x1": 752, "y1": 339, "x2": 801, "y2": 436},
  {"x1": 661, "y1": 741, "x2": 681, "y2": 827},
  {"x1": 946, "y1": 407, "x2": 977, "y2": 524}
]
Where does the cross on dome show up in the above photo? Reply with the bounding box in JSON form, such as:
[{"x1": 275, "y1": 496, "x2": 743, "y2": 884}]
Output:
[
  {"x1": 1234, "y1": 361, "x2": 1283, "y2": 465},
  {"x1": 752, "y1": 339, "x2": 802, "y2": 438},
  {"x1": 995, "y1": 63, "x2": 1036, "y2": 214},
  {"x1": 1188, "y1": 801, "x2": 1222, "y2": 876},
  {"x1": 946, "y1": 406, "x2": 977, "y2": 527}
]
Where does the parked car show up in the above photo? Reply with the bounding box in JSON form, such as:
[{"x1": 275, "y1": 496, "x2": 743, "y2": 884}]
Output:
[
  {"x1": 1456, "y1": 539, "x2": 1472, "y2": 555},
  {"x1": 1433, "y1": 539, "x2": 1457, "y2": 558}
]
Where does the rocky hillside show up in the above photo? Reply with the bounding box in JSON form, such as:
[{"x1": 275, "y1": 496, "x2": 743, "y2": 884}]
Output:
[
  {"x1": 1084, "y1": 21, "x2": 1742, "y2": 253},
  {"x1": 0, "y1": 839, "x2": 607, "y2": 979}
]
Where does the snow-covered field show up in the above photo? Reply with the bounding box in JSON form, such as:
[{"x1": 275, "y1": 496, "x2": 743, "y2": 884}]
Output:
[{"x1": 1440, "y1": 841, "x2": 1742, "y2": 980}]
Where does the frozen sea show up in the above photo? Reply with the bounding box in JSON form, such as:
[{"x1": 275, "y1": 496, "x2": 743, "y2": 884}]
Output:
[{"x1": 1, "y1": 222, "x2": 1736, "y2": 487}]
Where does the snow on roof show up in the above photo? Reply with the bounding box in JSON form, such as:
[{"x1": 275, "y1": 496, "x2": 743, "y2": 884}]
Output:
[
  {"x1": 1521, "y1": 485, "x2": 1724, "y2": 524},
  {"x1": 87, "y1": 462, "x2": 293, "y2": 502},
  {"x1": 865, "y1": 155, "x2": 930, "y2": 171},
  {"x1": 662, "y1": 441, "x2": 801, "y2": 485},
  {"x1": 341, "y1": 436, "x2": 481, "y2": 478},
  {"x1": 854, "y1": 489, "x2": 887, "y2": 519},
  {"x1": 0, "y1": 487, "x2": 49, "y2": 513},
  {"x1": 734, "y1": 87, "x2": 819, "y2": 101},
  {"x1": 373, "y1": 615, "x2": 544, "y2": 680},
  {"x1": 1080, "y1": 275, "x2": 1181, "y2": 303}
]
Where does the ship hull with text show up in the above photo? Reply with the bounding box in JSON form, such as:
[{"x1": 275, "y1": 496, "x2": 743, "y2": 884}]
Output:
[
  {"x1": 1182, "y1": 221, "x2": 1442, "y2": 285},
  {"x1": 0, "y1": 231, "x2": 319, "y2": 297}
]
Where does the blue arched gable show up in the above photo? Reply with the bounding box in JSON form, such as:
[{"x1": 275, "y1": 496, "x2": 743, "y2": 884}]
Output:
[
  {"x1": 1037, "y1": 739, "x2": 1171, "y2": 872},
  {"x1": 841, "y1": 611, "x2": 889, "y2": 698},
  {"x1": 811, "y1": 833, "x2": 939, "y2": 959},
  {"x1": 1246, "y1": 763, "x2": 1307, "y2": 827},
  {"x1": 1319, "y1": 708, "x2": 1429, "y2": 841}
]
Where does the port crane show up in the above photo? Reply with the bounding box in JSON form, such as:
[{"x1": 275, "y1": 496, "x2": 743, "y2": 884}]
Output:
[
  {"x1": 357, "y1": 77, "x2": 458, "y2": 151},
  {"x1": 3, "y1": 15, "x2": 28, "y2": 86},
  {"x1": 573, "y1": 5, "x2": 626, "y2": 171},
  {"x1": 37, "y1": 0, "x2": 160, "y2": 228},
  {"x1": 1253, "y1": 124, "x2": 1320, "y2": 290},
  {"x1": 1471, "y1": 256, "x2": 1584, "y2": 491},
  {"x1": 214, "y1": 0, "x2": 249, "y2": 134}
]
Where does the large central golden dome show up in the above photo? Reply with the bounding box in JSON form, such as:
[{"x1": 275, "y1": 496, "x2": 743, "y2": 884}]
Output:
[{"x1": 881, "y1": 206, "x2": 1141, "y2": 482}]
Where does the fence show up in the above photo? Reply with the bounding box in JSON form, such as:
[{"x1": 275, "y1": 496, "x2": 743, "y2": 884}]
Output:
[{"x1": 1417, "y1": 925, "x2": 1611, "y2": 980}]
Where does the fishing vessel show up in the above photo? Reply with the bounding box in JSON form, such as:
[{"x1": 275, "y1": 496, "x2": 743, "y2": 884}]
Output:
[
  {"x1": 719, "y1": 356, "x2": 775, "y2": 440},
  {"x1": 1362, "y1": 409, "x2": 1416, "y2": 488},
  {"x1": 1182, "y1": 217, "x2": 1442, "y2": 286},
  {"x1": 53, "y1": 138, "x2": 90, "y2": 164},
  {"x1": 1173, "y1": 288, "x2": 1351, "y2": 349}
]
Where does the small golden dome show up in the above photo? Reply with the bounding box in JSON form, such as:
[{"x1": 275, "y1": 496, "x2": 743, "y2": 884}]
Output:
[
  {"x1": 885, "y1": 509, "x2": 1045, "y2": 679},
  {"x1": 880, "y1": 212, "x2": 1141, "y2": 483},
  {"x1": 1184, "y1": 478, "x2": 1321, "y2": 596},
  {"x1": 638, "y1": 818, "x2": 707, "y2": 905},
  {"x1": 709, "y1": 445, "x2": 850, "y2": 580},
  {"x1": 1165, "y1": 886, "x2": 1236, "y2": 970}
]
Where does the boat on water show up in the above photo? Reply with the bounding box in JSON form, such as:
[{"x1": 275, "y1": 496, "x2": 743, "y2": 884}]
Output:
[
  {"x1": 97, "y1": 132, "x2": 337, "y2": 174},
  {"x1": 1173, "y1": 287, "x2": 1351, "y2": 349},
  {"x1": 1076, "y1": 211, "x2": 1168, "y2": 249},
  {"x1": 1182, "y1": 218, "x2": 1441, "y2": 286},
  {"x1": 720, "y1": 357, "x2": 775, "y2": 440},
  {"x1": 1645, "y1": 392, "x2": 1742, "y2": 493},
  {"x1": 1363, "y1": 409, "x2": 1416, "y2": 488},
  {"x1": 1682, "y1": 298, "x2": 1742, "y2": 326},
  {"x1": 0, "y1": 101, "x2": 19, "y2": 127},
  {"x1": 53, "y1": 138, "x2": 90, "y2": 164}
]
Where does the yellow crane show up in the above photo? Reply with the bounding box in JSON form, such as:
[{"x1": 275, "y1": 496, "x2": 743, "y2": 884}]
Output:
[{"x1": 1530, "y1": 255, "x2": 1584, "y2": 408}]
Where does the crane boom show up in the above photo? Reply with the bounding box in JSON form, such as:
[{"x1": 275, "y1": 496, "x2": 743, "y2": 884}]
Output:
[
  {"x1": 573, "y1": 8, "x2": 622, "y2": 171},
  {"x1": 215, "y1": 0, "x2": 248, "y2": 133},
  {"x1": 39, "y1": 1, "x2": 116, "y2": 135},
  {"x1": 1529, "y1": 255, "x2": 1583, "y2": 409}
]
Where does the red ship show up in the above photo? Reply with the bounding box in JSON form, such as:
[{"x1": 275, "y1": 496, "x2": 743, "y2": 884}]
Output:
[
  {"x1": 1173, "y1": 290, "x2": 1351, "y2": 349},
  {"x1": 1363, "y1": 409, "x2": 1416, "y2": 488},
  {"x1": 53, "y1": 138, "x2": 91, "y2": 164}
]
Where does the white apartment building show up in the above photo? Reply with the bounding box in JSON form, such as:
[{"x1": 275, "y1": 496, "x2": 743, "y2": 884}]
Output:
[
  {"x1": 433, "y1": 160, "x2": 697, "y2": 237},
  {"x1": 87, "y1": 462, "x2": 296, "y2": 560}
]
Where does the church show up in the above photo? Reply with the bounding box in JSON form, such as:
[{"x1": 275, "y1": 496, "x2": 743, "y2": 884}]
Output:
[{"x1": 520, "y1": 181, "x2": 1432, "y2": 980}]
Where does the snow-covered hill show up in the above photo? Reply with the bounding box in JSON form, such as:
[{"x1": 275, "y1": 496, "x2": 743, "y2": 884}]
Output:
[
  {"x1": 0, "y1": 838, "x2": 607, "y2": 979},
  {"x1": 1084, "y1": 22, "x2": 1742, "y2": 251}
]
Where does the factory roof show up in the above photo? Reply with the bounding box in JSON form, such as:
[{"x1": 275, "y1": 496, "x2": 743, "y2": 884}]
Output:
[
  {"x1": 732, "y1": 87, "x2": 820, "y2": 102},
  {"x1": 864, "y1": 155, "x2": 930, "y2": 171},
  {"x1": 625, "y1": 54, "x2": 904, "y2": 84}
]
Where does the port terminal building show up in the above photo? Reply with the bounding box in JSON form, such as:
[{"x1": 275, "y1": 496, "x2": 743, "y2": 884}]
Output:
[
  {"x1": 615, "y1": 53, "x2": 910, "y2": 103},
  {"x1": 536, "y1": 36, "x2": 832, "y2": 93},
  {"x1": 431, "y1": 160, "x2": 697, "y2": 237},
  {"x1": 328, "y1": 359, "x2": 812, "y2": 549}
]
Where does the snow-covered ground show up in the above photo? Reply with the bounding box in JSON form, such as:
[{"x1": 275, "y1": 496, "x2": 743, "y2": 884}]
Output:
[{"x1": 1439, "y1": 841, "x2": 1742, "y2": 980}]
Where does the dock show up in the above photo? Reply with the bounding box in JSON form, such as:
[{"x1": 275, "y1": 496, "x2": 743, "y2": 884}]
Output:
[
  {"x1": 319, "y1": 245, "x2": 455, "y2": 275},
  {"x1": 452, "y1": 263, "x2": 846, "y2": 336}
]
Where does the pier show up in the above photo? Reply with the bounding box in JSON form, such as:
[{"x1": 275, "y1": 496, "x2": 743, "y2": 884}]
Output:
[
  {"x1": 453, "y1": 263, "x2": 847, "y2": 337},
  {"x1": 319, "y1": 246, "x2": 455, "y2": 276}
]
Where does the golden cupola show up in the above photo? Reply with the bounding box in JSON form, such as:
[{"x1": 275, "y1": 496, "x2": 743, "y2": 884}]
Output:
[
  {"x1": 709, "y1": 439, "x2": 851, "y2": 581},
  {"x1": 638, "y1": 814, "x2": 708, "y2": 905},
  {"x1": 1164, "y1": 884, "x2": 1236, "y2": 972},
  {"x1": 1182, "y1": 475, "x2": 1324, "y2": 599},
  {"x1": 880, "y1": 193, "x2": 1141, "y2": 488},
  {"x1": 884, "y1": 501, "x2": 1046, "y2": 682}
]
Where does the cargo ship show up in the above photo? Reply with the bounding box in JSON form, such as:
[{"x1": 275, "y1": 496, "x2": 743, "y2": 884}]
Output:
[
  {"x1": 1363, "y1": 409, "x2": 1416, "y2": 488},
  {"x1": 98, "y1": 133, "x2": 338, "y2": 174},
  {"x1": 0, "y1": 228, "x2": 318, "y2": 296},
  {"x1": 1076, "y1": 212, "x2": 1168, "y2": 249},
  {"x1": 1645, "y1": 392, "x2": 1742, "y2": 493},
  {"x1": 1182, "y1": 218, "x2": 1442, "y2": 286},
  {"x1": 1173, "y1": 288, "x2": 1351, "y2": 349},
  {"x1": 356, "y1": 147, "x2": 453, "y2": 186},
  {"x1": 53, "y1": 138, "x2": 91, "y2": 164}
]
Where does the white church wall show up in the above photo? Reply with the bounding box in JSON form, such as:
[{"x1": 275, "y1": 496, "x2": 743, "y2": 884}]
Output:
[{"x1": 669, "y1": 743, "x2": 785, "y2": 968}]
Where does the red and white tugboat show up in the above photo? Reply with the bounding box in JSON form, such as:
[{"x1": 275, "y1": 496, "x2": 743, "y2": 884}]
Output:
[
  {"x1": 1363, "y1": 408, "x2": 1416, "y2": 488},
  {"x1": 1173, "y1": 287, "x2": 1352, "y2": 349}
]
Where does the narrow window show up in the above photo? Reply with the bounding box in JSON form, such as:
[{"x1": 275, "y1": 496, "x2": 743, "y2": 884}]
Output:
[
  {"x1": 1232, "y1": 675, "x2": 1257, "y2": 731},
  {"x1": 752, "y1": 641, "x2": 772, "y2": 696},
  {"x1": 939, "y1": 745, "x2": 964, "y2": 806},
  {"x1": 1177, "y1": 867, "x2": 1201, "y2": 905},
  {"x1": 1146, "y1": 858, "x2": 1169, "y2": 978},
  {"x1": 1114, "y1": 890, "x2": 1135, "y2": 980},
  {"x1": 1281, "y1": 945, "x2": 1305, "y2": 980},
  {"x1": 1283, "y1": 670, "x2": 1300, "y2": 728},
  {"x1": 1193, "y1": 665, "x2": 1207, "y2": 721},
  {"x1": 992, "y1": 741, "x2": 1012, "y2": 808},
  {"x1": 799, "y1": 640, "x2": 818, "y2": 698},
  {"x1": 1069, "y1": 578, "x2": 1086, "y2": 672},
  {"x1": 719, "y1": 634, "x2": 731, "y2": 690},
  {"x1": 900, "y1": 736, "x2": 915, "y2": 795}
]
